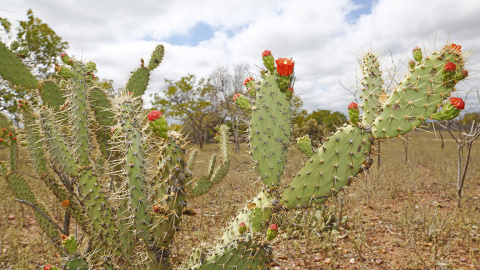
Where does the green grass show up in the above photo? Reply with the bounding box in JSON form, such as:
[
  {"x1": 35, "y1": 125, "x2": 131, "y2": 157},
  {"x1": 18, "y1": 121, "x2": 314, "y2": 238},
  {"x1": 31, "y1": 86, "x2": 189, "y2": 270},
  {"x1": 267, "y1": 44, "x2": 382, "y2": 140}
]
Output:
[{"x1": 1, "y1": 131, "x2": 479, "y2": 269}]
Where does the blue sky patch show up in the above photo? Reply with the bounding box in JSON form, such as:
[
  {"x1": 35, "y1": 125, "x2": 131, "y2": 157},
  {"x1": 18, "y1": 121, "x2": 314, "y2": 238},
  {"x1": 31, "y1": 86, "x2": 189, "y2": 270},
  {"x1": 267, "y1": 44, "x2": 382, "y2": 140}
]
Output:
[
  {"x1": 165, "y1": 22, "x2": 215, "y2": 46},
  {"x1": 347, "y1": 0, "x2": 375, "y2": 22}
]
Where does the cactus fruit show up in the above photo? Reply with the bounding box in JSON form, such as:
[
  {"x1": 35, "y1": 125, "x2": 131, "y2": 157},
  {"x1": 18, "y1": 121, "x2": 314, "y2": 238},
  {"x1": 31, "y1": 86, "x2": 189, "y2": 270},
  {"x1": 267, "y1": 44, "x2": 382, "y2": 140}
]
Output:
[
  {"x1": 266, "y1": 224, "x2": 278, "y2": 241},
  {"x1": 431, "y1": 97, "x2": 465, "y2": 120},
  {"x1": 348, "y1": 102, "x2": 359, "y2": 125},
  {"x1": 297, "y1": 135, "x2": 314, "y2": 157},
  {"x1": 412, "y1": 46, "x2": 423, "y2": 62},
  {"x1": 233, "y1": 93, "x2": 251, "y2": 110},
  {"x1": 262, "y1": 50, "x2": 275, "y2": 72},
  {"x1": 148, "y1": 110, "x2": 169, "y2": 139},
  {"x1": 238, "y1": 222, "x2": 247, "y2": 235}
]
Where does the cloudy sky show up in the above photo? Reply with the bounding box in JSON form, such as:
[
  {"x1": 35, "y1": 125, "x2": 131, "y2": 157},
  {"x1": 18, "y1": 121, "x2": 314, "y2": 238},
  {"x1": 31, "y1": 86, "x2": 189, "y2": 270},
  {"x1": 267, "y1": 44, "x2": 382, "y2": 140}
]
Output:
[{"x1": 1, "y1": 0, "x2": 480, "y2": 114}]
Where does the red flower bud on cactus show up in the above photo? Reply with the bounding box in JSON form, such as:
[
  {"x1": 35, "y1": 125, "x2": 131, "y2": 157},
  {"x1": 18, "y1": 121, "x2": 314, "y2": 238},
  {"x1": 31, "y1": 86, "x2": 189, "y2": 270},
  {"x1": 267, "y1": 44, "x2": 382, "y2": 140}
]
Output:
[
  {"x1": 61, "y1": 234, "x2": 68, "y2": 241},
  {"x1": 128, "y1": 92, "x2": 133, "y2": 95},
  {"x1": 412, "y1": 46, "x2": 421, "y2": 52},
  {"x1": 408, "y1": 60, "x2": 416, "y2": 69},
  {"x1": 0, "y1": 138, "x2": 3, "y2": 143},
  {"x1": 60, "y1": 53, "x2": 67, "y2": 58},
  {"x1": 269, "y1": 224, "x2": 278, "y2": 231},
  {"x1": 13, "y1": 137, "x2": 16, "y2": 140},
  {"x1": 44, "y1": 265, "x2": 53, "y2": 270},
  {"x1": 461, "y1": 69, "x2": 468, "y2": 78},
  {"x1": 262, "y1": 50, "x2": 272, "y2": 57},
  {"x1": 275, "y1": 58, "x2": 295, "y2": 76},
  {"x1": 444, "y1": 62, "x2": 456, "y2": 71},
  {"x1": 243, "y1": 77, "x2": 254, "y2": 86},
  {"x1": 2, "y1": 128, "x2": 6, "y2": 132},
  {"x1": 348, "y1": 102, "x2": 358, "y2": 110},
  {"x1": 450, "y1": 97, "x2": 465, "y2": 110},
  {"x1": 233, "y1": 93, "x2": 241, "y2": 102},
  {"x1": 18, "y1": 100, "x2": 23, "y2": 103},
  {"x1": 239, "y1": 222, "x2": 247, "y2": 234},
  {"x1": 110, "y1": 126, "x2": 116, "y2": 134},
  {"x1": 19, "y1": 104, "x2": 22, "y2": 107},
  {"x1": 445, "y1": 43, "x2": 462, "y2": 53},
  {"x1": 148, "y1": 110, "x2": 162, "y2": 121},
  {"x1": 8, "y1": 133, "x2": 12, "y2": 136}
]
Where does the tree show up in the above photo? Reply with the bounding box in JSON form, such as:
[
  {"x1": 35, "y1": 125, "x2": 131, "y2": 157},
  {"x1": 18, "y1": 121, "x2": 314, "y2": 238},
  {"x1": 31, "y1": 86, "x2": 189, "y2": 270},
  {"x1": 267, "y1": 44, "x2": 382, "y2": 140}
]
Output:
[
  {"x1": 209, "y1": 63, "x2": 249, "y2": 152},
  {"x1": 460, "y1": 112, "x2": 480, "y2": 126},
  {"x1": 0, "y1": 9, "x2": 68, "y2": 119},
  {"x1": 151, "y1": 74, "x2": 219, "y2": 148}
]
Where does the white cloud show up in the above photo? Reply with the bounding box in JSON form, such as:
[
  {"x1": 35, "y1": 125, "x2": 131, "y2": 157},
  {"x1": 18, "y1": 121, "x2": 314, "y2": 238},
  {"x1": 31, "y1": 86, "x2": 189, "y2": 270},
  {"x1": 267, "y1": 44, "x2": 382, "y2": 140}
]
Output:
[{"x1": 1, "y1": 0, "x2": 479, "y2": 114}]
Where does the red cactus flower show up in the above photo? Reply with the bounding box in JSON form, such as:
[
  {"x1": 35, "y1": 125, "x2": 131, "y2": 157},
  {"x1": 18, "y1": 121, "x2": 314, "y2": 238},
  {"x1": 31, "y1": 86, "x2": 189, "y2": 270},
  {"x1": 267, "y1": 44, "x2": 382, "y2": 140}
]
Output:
[
  {"x1": 148, "y1": 110, "x2": 162, "y2": 121},
  {"x1": 412, "y1": 46, "x2": 421, "y2": 52},
  {"x1": 44, "y1": 265, "x2": 52, "y2": 270},
  {"x1": 0, "y1": 138, "x2": 3, "y2": 143},
  {"x1": 243, "y1": 77, "x2": 254, "y2": 86},
  {"x1": 128, "y1": 92, "x2": 133, "y2": 95},
  {"x1": 233, "y1": 93, "x2": 241, "y2": 102},
  {"x1": 61, "y1": 234, "x2": 68, "y2": 240},
  {"x1": 60, "y1": 53, "x2": 67, "y2": 58},
  {"x1": 13, "y1": 137, "x2": 16, "y2": 140},
  {"x1": 262, "y1": 50, "x2": 272, "y2": 57},
  {"x1": 269, "y1": 224, "x2": 278, "y2": 231},
  {"x1": 450, "y1": 97, "x2": 465, "y2": 110},
  {"x1": 444, "y1": 62, "x2": 456, "y2": 71},
  {"x1": 445, "y1": 43, "x2": 462, "y2": 53},
  {"x1": 2, "y1": 128, "x2": 6, "y2": 132},
  {"x1": 110, "y1": 126, "x2": 116, "y2": 134},
  {"x1": 348, "y1": 102, "x2": 358, "y2": 109},
  {"x1": 461, "y1": 69, "x2": 468, "y2": 78},
  {"x1": 275, "y1": 58, "x2": 295, "y2": 76},
  {"x1": 239, "y1": 222, "x2": 246, "y2": 227},
  {"x1": 8, "y1": 133, "x2": 12, "y2": 136}
]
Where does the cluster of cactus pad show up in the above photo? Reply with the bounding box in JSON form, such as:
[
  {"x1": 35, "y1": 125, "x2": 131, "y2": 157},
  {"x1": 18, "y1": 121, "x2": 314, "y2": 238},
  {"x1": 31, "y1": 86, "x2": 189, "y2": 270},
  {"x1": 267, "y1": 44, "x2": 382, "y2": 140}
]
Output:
[{"x1": 0, "y1": 39, "x2": 467, "y2": 269}]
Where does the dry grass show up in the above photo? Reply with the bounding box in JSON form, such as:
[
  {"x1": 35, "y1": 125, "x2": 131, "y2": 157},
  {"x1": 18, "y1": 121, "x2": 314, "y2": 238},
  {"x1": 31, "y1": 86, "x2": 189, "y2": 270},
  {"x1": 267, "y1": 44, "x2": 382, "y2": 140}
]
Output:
[{"x1": 1, "y1": 131, "x2": 479, "y2": 269}]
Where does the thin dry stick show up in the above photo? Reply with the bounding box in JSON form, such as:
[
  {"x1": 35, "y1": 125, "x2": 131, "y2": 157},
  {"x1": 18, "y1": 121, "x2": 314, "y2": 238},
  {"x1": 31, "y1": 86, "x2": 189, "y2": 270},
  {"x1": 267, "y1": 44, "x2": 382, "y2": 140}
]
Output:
[{"x1": 14, "y1": 198, "x2": 67, "y2": 235}]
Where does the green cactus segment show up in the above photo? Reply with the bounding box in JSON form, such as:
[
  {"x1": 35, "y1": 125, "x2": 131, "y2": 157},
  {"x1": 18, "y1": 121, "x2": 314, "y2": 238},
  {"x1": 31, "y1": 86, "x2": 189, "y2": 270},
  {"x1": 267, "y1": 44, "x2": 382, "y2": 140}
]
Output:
[
  {"x1": 148, "y1": 44, "x2": 165, "y2": 70},
  {"x1": 282, "y1": 125, "x2": 373, "y2": 209},
  {"x1": 218, "y1": 191, "x2": 273, "y2": 247},
  {"x1": 39, "y1": 109, "x2": 78, "y2": 177},
  {"x1": 63, "y1": 236, "x2": 78, "y2": 255},
  {"x1": 249, "y1": 71, "x2": 292, "y2": 188},
  {"x1": 120, "y1": 100, "x2": 150, "y2": 244},
  {"x1": 39, "y1": 81, "x2": 65, "y2": 112},
  {"x1": 348, "y1": 106, "x2": 360, "y2": 126},
  {"x1": 190, "y1": 125, "x2": 230, "y2": 196},
  {"x1": 372, "y1": 46, "x2": 465, "y2": 138},
  {"x1": 21, "y1": 105, "x2": 47, "y2": 174},
  {"x1": 149, "y1": 115, "x2": 169, "y2": 139},
  {"x1": 89, "y1": 87, "x2": 115, "y2": 159},
  {"x1": 78, "y1": 169, "x2": 118, "y2": 251},
  {"x1": 7, "y1": 173, "x2": 60, "y2": 244},
  {"x1": 193, "y1": 235, "x2": 273, "y2": 269},
  {"x1": 69, "y1": 64, "x2": 92, "y2": 167},
  {"x1": 0, "y1": 112, "x2": 12, "y2": 133},
  {"x1": 192, "y1": 177, "x2": 213, "y2": 196},
  {"x1": 8, "y1": 132, "x2": 17, "y2": 171},
  {"x1": 187, "y1": 148, "x2": 198, "y2": 173},
  {"x1": 297, "y1": 135, "x2": 314, "y2": 157},
  {"x1": 151, "y1": 131, "x2": 188, "y2": 258},
  {"x1": 126, "y1": 66, "x2": 150, "y2": 97},
  {"x1": 360, "y1": 53, "x2": 383, "y2": 124},
  {"x1": 0, "y1": 42, "x2": 39, "y2": 89},
  {"x1": 64, "y1": 256, "x2": 88, "y2": 270}
]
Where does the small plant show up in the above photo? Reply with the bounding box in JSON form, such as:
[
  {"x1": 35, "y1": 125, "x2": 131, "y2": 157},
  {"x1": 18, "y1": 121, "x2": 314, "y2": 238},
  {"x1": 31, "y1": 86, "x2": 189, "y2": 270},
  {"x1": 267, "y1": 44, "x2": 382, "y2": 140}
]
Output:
[{"x1": 0, "y1": 40, "x2": 469, "y2": 269}]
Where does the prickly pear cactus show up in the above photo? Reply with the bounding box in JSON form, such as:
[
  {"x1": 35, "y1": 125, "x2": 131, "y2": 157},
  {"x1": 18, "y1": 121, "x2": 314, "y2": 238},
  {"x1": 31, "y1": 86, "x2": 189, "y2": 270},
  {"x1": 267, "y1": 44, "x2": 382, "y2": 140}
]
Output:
[{"x1": 0, "y1": 40, "x2": 469, "y2": 270}]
